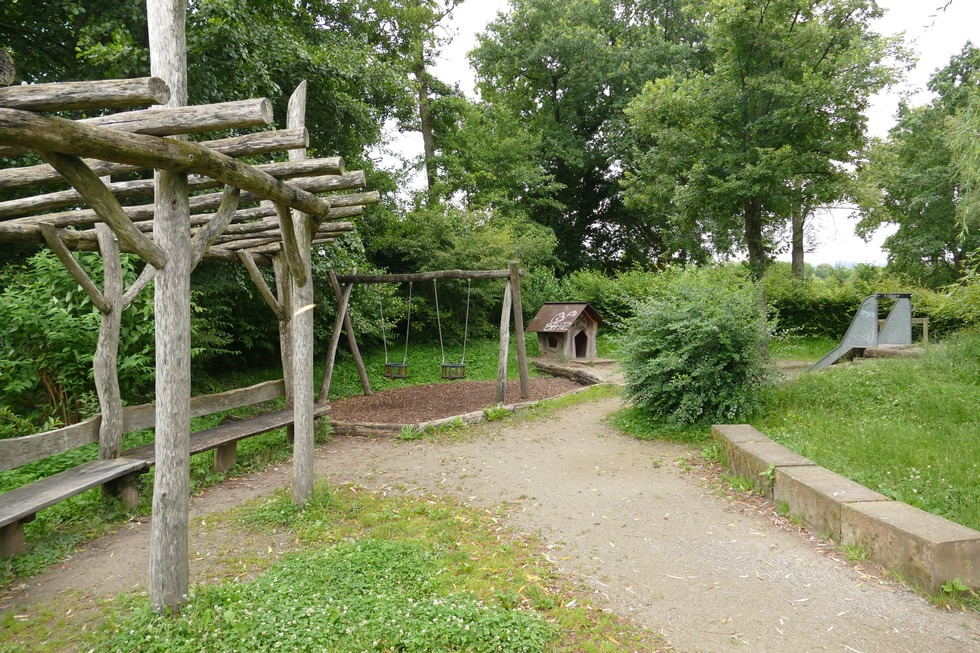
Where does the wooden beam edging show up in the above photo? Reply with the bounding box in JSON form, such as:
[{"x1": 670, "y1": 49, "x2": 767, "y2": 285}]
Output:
[
  {"x1": 0, "y1": 77, "x2": 171, "y2": 112},
  {"x1": 38, "y1": 223, "x2": 112, "y2": 313},
  {"x1": 40, "y1": 151, "x2": 168, "y2": 268},
  {"x1": 0, "y1": 128, "x2": 309, "y2": 190},
  {"x1": 0, "y1": 108, "x2": 331, "y2": 219}
]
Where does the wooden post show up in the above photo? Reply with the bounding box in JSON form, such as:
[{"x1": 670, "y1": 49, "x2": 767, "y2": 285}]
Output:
[
  {"x1": 147, "y1": 0, "x2": 190, "y2": 614},
  {"x1": 509, "y1": 261, "x2": 530, "y2": 400},
  {"x1": 94, "y1": 224, "x2": 125, "y2": 462},
  {"x1": 318, "y1": 281, "x2": 353, "y2": 402},
  {"x1": 287, "y1": 82, "x2": 314, "y2": 505},
  {"x1": 273, "y1": 253, "x2": 293, "y2": 443},
  {"x1": 327, "y1": 269, "x2": 372, "y2": 397},
  {"x1": 496, "y1": 282, "x2": 513, "y2": 404}
]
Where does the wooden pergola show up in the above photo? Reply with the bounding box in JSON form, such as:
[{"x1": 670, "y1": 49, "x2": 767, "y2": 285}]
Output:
[{"x1": 0, "y1": 0, "x2": 375, "y2": 611}]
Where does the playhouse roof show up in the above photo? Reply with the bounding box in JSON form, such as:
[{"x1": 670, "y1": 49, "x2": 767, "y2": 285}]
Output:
[{"x1": 526, "y1": 302, "x2": 603, "y2": 333}]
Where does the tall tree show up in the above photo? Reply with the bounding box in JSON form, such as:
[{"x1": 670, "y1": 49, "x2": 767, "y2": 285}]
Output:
[
  {"x1": 471, "y1": 0, "x2": 702, "y2": 271},
  {"x1": 624, "y1": 0, "x2": 899, "y2": 278},
  {"x1": 855, "y1": 44, "x2": 980, "y2": 285}
]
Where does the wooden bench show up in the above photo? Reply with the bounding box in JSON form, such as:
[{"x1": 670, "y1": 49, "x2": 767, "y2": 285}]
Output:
[{"x1": 0, "y1": 380, "x2": 328, "y2": 557}]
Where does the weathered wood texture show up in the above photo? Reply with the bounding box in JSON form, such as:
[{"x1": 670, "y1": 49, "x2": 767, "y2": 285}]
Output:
[
  {"x1": 188, "y1": 185, "x2": 240, "y2": 269},
  {"x1": 237, "y1": 251, "x2": 285, "y2": 320},
  {"x1": 319, "y1": 281, "x2": 353, "y2": 401},
  {"x1": 95, "y1": 223, "x2": 125, "y2": 459},
  {"x1": 509, "y1": 261, "x2": 531, "y2": 400},
  {"x1": 39, "y1": 223, "x2": 111, "y2": 313},
  {"x1": 0, "y1": 128, "x2": 309, "y2": 190},
  {"x1": 328, "y1": 269, "x2": 372, "y2": 397},
  {"x1": 497, "y1": 282, "x2": 513, "y2": 404},
  {"x1": 0, "y1": 77, "x2": 170, "y2": 111},
  {"x1": 147, "y1": 0, "x2": 191, "y2": 612},
  {"x1": 0, "y1": 459, "x2": 148, "y2": 529},
  {"x1": 40, "y1": 151, "x2": 168, "y2": 268},
  {"x1": 286, "y1": 82, "x2": 315, "y2": 505},
  {"x1": 0, "y1": 109, "x2": 332, "y2": 219},
  {"x1": 0, "y1": 158, "x2": 345, "y2": 220},
  {"x1": 0, "y1": 50, "x2": 14, "y2": 86}
]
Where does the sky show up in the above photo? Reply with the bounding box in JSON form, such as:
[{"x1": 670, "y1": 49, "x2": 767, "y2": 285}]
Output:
[{"x1": 390, "y1": 0, "x2": 980, "y2": 267}]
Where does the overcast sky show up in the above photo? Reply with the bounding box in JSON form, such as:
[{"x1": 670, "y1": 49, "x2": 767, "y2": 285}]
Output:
[{"x1": 400, "y1": 0, "x2": 980, "y2": 267}]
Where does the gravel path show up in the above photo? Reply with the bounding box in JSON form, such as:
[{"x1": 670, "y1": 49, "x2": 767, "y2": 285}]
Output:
[{"x1": 4, "y1": 390, "x2": 978, "y2": 652}]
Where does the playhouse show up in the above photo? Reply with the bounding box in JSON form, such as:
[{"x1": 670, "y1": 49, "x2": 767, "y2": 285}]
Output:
[{"x1": 527, "y1": 302, "x2": 603, "y2": 360}]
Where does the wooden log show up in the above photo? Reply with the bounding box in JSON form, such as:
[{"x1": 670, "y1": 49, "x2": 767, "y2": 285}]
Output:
[
  {"x1": 0, "y1": 50, "x2": 14, "y2": 86},
  {"x1": 328, "y1": 269, "x2": 372, "y2": 397},
  {"x1": 0, "y1": 97, "x2": 273, "y2": 158},
  {"x1": 286, "y1": 81, "x2": 314, "y2": 505},
  {"x1": 497, "y1": 282, "x2": 513, "y2": 404},
  {"x1": 95, "y1": 223, "x2": 125, "y2": 460},
  {"x1": 147, "y1": 0, "x2": 190, "y2": 614},
  {"x1": 236, "y1": 251, "x2": 285, "y2": 320},
  {"x1": 273, "y1": 254, "x2": 293, "y2": 442},
  {"x1": 211, "y1": 221, "x2": 354, "y2": 247},
  {"x1": 39, "y1": 151, "x2": 168, "y2": 268},
  {"x1": 509, "y1": 261, "x2": 530, "y2": 400},
  {"x1": 0, "y1": 128, "x2": 309, "y2": 190},
  {"x1": 0, "y1": 77, "x2": 170, "y2": 112},
  {"x1": 336, "y1": 269, "x2": 516, "y2": 284},
  {"x1": 123, "y1": 264, "x2": 154, "y2": 309},
  {"x1": 189, "y1": 185, "x2": 240, "y2": 269},
  {"x1": 0, "y1": 109, "x2": 332, "y2": 219},
  {"x1": 0, "y1": 157, "x2": 345, "y2": 220},
  {"x1": 241, "y1": 238, "x2": 335, "y2": 256},
  {"x1": 318, "y1": 281, "x2": 353, "y2": 402},
  {"x1": 276, "y1": 202, "x2": 307, "y2": 287},
  {"x1": 38, "y1": 224, "x2": 112, "y2": 314}
]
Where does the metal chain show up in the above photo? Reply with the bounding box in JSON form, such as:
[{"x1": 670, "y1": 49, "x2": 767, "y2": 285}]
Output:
[
  {"x1": 433, "y1": 280, "x2": 445, "y2": 365},
  {"x1": 402, "y1": 282, "x2": 413, "y2": 365}
]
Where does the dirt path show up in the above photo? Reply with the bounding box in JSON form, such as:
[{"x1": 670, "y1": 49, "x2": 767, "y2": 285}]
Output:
[{"x1": 4, "y1": 395, "x2": 979, "y2": 652}]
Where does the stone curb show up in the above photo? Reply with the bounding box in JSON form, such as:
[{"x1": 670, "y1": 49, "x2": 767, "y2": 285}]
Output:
[{"x1": 712, "y1": 424, "x2": 980, "y2": 594}]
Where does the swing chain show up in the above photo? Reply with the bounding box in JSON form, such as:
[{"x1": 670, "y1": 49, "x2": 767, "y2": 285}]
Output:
[
  {"x1": 402, "y1": 282, "x2": 413, "y2": 365},
  {"x1": 434, "y1": 279, "x2": 445, "y2": 365}
]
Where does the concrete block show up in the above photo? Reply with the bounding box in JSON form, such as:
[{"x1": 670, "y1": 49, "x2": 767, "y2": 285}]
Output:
[
  {"x1": 841, "y1": 501, "x2": 980, "y2": 593},
  {"x1": 722, "y1": 439, "x2": 815, "y2": 499},
  {"x1": 711, "y1": 424, "x2": 769, "y2": 445},
  {"x1": 773, "y1": 465, "x2": 889, "y2": 540}
]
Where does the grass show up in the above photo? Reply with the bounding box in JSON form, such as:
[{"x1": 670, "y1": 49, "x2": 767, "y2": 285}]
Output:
[
  {"x1": 768, "y1": 334, "x2": 838, "y2": 362},
  {"x1": 753, "y1": 330, "x2": 980, "y2": 532},
  {"x1": 5, "y1": 481, "x2": 668, "y2": 652}
]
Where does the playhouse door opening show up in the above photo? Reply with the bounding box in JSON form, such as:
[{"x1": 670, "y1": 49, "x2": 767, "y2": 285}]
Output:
[{"x1": 574, "y1": 330, "x2": 589, "y2": 358}]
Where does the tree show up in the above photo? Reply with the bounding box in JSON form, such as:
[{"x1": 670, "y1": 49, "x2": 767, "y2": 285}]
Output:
[
  {"x1": 624, "y1": 0, "x2": 899, "y2": 278},
  {"x1": 471, "y1": 0, "x2": 703, "y2": 271},
  {"x1": 855, "y1": 44, "x2": 980, "y2": 285}
]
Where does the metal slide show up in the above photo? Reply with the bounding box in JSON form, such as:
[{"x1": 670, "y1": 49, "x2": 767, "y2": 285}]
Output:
[{"x1": 810, "y1": 294, "x2": 912, "y2": 372}]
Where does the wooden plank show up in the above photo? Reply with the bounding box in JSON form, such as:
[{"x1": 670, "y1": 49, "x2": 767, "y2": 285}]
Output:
[
  {"x1": 0, "y1": 77, "x2": 170, "y2": 111},
  {"x1": 0, "y1": 416, "x2": 101, "y2": 472},
  {"x1": 123, "y1": 404, "x2": 329, "y2": 465},
  {"x1": 0, "y1": 128, "x2": 309, "y2": 190},
  {"x1": 122, "y1": 379, "x2": 286, "y2": 432},
  {"x1": 0, "y1": 109, "x2": 332, "y2": 219},
  {"x1": 0, "y1": 459, "x2": 147, "y2": 528}
]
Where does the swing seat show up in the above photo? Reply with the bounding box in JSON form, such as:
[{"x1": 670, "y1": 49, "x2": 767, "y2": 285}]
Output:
[
  {"x1": 384, "y1": 362, "x2": 408, "y2": 379},
  {"x1": 441, "y1": 363, "x2": 466, "y2": 380}
]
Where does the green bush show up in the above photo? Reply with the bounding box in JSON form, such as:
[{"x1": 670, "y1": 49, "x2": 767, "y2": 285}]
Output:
[{"x1": 620, "y1": 266, "x2": 773, "y2": 426}]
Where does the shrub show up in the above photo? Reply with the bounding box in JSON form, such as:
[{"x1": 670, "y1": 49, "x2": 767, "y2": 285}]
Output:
[{"x1": 620, "y1": 266, "x2": 773, "y2": 426}]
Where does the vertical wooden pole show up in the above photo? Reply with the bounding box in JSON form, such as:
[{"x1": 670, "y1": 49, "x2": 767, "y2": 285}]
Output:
[
  {"x1": 273, "y1": 252, "x2": 294, "y2": 443},
  {"x1": 94, "y1": 223, "x2": 124, "y2": 461},
  {"x1": 147, "y1": 0, "x2": 190, "y2": 613},
  {"x1": 496, "y1": 282, "x2": 513, "y2": 404},
  {"x1": 508, "y1": 261, "x2": 530, "y2": 400},
  {"x1": 327, "y1": 269, "x2": 372, "y2": 397},
  {"x1": 287, "y1": 82, "x2": 314, "y2": 505},
  {"x1": 318, "y1": 281, "x2": 353, "y2": 402}
]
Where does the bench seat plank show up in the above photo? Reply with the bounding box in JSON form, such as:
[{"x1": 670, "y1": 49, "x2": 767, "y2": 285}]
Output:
[
  {"x1": 0, "y1": 458, "x2": 147, "y2": 528},
  {"x1": 123, "y1": 404, "x2": 330, "y2": 465}
]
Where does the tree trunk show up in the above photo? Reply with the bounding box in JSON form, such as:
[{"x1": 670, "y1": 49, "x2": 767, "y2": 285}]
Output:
[
  {"x1": 791, "y1": 207, "x2": 805, "y2": 278},
  {"x1": 743, "y1": 196, "x2": 766, "y2": 280},
  {"x1": 415, "y1": 62, "x2": 437, "y2": 197}
]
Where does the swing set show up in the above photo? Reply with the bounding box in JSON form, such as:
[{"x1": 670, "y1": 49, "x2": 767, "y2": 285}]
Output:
[
  {"x1": 318, "y1": 263, "x2": 531, "y2": 406},
  {"x1": 376, "y1": 279, "x2": 470, "y2": 380}
]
